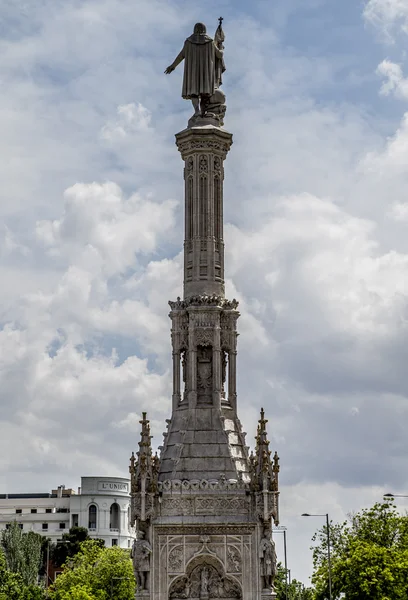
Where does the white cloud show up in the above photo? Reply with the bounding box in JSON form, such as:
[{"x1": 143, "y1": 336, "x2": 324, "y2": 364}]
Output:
[
  {"x1": 388, "y1": 201, "x2": 408, "y2": 219},
  {"x1": 377, "y1": 59, "x2": 408, "y2": 97},
  {"x1": 36, "y1": 181, "x2": 178, "y2": 276},
  {"x1": 364, "y1": 0, "x2": 408, "y2": 39},
  {"x1": 100, "y1": 103, "x2": 152, "y2": 140}
]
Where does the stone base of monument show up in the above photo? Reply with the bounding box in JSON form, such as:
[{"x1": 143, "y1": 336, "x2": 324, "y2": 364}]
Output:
[
  {"x1": 188, "y1": 114, "x2": 223, "y2": 129},
  {"x1": 135, "y1": 590, "x2": 149, "y2": 598},
  {"x1": 261, "y1": 589, "x2": 277, "y2": 599}
]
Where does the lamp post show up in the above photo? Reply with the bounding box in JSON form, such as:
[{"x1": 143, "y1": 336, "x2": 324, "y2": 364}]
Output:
[
  {"x1": 302, "y1": 513, "x2": 332, "y2": 600},
  {"x1": 273, "y1": 526, "x2": 288, "y2": 600},
  {"x1": 383, "y1": 493, "x2": 408, "y2": 499}
]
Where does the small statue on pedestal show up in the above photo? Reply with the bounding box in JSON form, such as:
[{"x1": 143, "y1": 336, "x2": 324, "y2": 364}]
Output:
[
  {"x1": 165, "y1": 19, "x2": 227, "y2": 127},
  {"x1": 259, "y1": 528, "x2": 277, "y2": 592},
  {"x1": 131, "y1": 530, "x2": 152, "y2": 593}
]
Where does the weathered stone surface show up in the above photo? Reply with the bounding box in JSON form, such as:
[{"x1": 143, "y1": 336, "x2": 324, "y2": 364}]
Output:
[{"x1": 129, "y1": 122, "x2": 280, "y2": 599}]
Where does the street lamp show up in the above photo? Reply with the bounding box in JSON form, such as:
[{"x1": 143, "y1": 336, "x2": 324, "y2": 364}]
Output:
[
  {"x1": 383, "y1": 493, "x2": 408, "y2": 498},
  {"x1": 273, "y1": 526, "x2": 288, "y2": 600},
  {"x1": 302, "y1": 513, "x2": 332, "y2": 600}
]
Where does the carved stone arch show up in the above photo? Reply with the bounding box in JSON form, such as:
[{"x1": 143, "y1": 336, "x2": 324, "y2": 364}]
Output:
[{"x1": 168, "y1": 553, "x2": 242, "y2": 599}]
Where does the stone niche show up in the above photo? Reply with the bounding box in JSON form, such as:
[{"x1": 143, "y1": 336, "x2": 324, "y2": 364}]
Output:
[{"x1": 169, "y1": 554, "x2": 241, "y2": 599}]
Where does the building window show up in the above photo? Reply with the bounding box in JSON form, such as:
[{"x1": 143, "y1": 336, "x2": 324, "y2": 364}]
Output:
[
  {"x1": 18, "y1": 524, "x2": 23, "y2": 530},
  {"x1": 88, "y1": 504, "x2": 97, "y2": 529},
  {"x1": 42, "y1": 524, "x2": 48, "y2": 531},
  {"x1": 45, "y1": 508, "x2": 52, "y2": 514},
  {"x1": 31, "y1": 509, "x2": 37, "y2": 514},
  {"x1": 109, "y1": 503, "x2": 120, "y2": 530},
  {"x1": 128, "y1": 539, "x2": 131, "y2": 548},
  {"x1": 72, "y1": 514, "x2": 79, "y2": 527},
  {"x1": 112, "y1": 539, "x2": 118, "y2": 546},
  {"x1": 56, "y1": 508, "x2": 69, "y2": 513},
  {"x1": 5, "y1": 524, "x2": 10, "y2": 530},
  {"x1": 59, "y1": 523, "x2": 66, "y2": 530},
  {"x1": 15, "y1": 509, "x2": 22, "y2": 514}
]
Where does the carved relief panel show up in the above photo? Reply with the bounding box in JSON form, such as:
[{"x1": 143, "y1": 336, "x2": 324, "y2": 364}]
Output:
[{"x1": 155, "y1": 530, "x2": 253, "y2": 599}]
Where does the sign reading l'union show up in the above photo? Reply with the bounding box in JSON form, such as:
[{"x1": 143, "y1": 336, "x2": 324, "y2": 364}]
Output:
[{"x1": 97, "y1": 481, "x2": 129, "y2": 493}]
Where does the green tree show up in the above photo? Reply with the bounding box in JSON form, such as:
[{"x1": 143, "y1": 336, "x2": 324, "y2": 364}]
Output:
[
  {"x1": 0, "y1": 547, "x2": 24, "y2": 600},
  {"x1": 50, "y1": 540, "x2": 135, "y2": 600},
  {"x1": 275, "y1": 563, "x2": 315, "y2": 600},
  {"x1": 311, "y1": 502, "x2": 408, "y2": 599},
  {"x1": 1, "y1": 522, "x2": 43, "y2": 586},
  {"x1": 0, "y1": 547, "x2": 46, "y2": 600},
  {"x1": 51, "y1": 527, "x2": 104, "y2": 568}
]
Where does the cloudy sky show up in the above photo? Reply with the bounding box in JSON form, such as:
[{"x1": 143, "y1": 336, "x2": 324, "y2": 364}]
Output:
[{"x1": 2, "y1": 0, "x2": 408, "y2": 585}]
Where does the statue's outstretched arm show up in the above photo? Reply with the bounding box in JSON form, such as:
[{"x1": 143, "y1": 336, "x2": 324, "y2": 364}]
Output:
[{"x1": 165, "y1": 47, "x2": 185, "y2": 74}]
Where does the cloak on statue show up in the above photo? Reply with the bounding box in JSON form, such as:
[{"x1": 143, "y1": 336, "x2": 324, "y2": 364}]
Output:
[{"x1": 170, "y1": 23, "x2": 225, "y2": 99}]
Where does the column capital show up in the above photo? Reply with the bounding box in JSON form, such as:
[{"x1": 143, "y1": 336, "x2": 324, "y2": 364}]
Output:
[{"x1": 175, "y1": 126, "x2": 233, "y2": 161}]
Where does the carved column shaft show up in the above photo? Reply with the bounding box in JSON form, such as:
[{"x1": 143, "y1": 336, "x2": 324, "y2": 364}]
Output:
[
  {"x1": 228, "y1": 350, "x2": 237, "y2": 410},
  {"x1": 172, "y1": 350, "x2": 181, "y2": 411},
  {"x1": 176, "y1": 127, "x2": 232, "y2": 299},
  {"x1": 213, "y1": 326, "x2": 222, "y2": 409}
]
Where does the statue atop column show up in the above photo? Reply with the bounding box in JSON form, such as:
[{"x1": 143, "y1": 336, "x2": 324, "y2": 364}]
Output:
[
  {"x1": 131, "y1": 530, "x2": 152, "y2": 593},
  {"x1": 165, "y1": 19, "x2": 227, "y2": 127}
]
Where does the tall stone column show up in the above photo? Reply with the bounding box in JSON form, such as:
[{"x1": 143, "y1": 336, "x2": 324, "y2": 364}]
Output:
[{"x1": 175, "y1": 126, "x2": 232, "y2": 300}]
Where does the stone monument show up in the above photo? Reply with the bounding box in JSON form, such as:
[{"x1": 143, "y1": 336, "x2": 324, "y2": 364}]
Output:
[{"x1": 130, "y1": 21, "x2": 280, "y2": 599}]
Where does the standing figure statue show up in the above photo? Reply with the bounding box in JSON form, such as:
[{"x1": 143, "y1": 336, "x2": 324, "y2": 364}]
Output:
[
  {"x1": 259, "y1": 528, "x2": 277, "y2": 591},
  {"x1": 131, "y1": 530, "x2": 152, "y2": 592},
  {"x1": 200, "y1": 566, "x2": 210, "y2": 598},
  {"x1": 165, "y1": 19, "x2": 227, "y2": 126}
]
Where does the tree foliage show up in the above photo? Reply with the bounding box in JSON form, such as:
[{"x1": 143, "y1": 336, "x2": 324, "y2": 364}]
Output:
[
  {"x1": 274, "y1": 562, "x2": 314, "y2": 599},
  {"x1": 0, "y1": 548, "x2": 45, "y2": 600},
  {"x1": 1, "y1": 522, "x2": 43, "y2": 586},
  {"x1": 51, "y1": 527, "x2": 104, "y2": 568},
  {"x1": 311, "y1": 502, "x2": 408, "y2": 600},
  {"x1": 50, "y1": 540, "x2": 135, "y2": 600}
]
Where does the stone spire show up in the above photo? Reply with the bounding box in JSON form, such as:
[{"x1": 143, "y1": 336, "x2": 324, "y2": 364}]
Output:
[
  {"x1": 129, "y1": 412, "x2": 159, "y2": 524},
  {"x1": 250, "y1": 409, "x2": 280, "y2": 525}
]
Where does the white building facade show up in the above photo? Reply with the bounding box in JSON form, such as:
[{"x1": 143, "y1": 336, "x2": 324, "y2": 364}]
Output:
[{"x1": 0, "y1": 476, "x2": 135, "y2": 549}]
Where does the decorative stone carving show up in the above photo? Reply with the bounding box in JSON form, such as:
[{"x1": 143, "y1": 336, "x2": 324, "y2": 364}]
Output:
[
  {"x1": 169, "y1": 562, "x2": 241, "y2": 599},
  {"x1": 227, "y1": 546, "x2": 242, "y2": 573},
  {"x1": 187, "y1": 156, "x2": 194, "y2": 173},
  {"x1": 131, "y1": 532, "x2": 152, "y2": 592},
  {"x1": 192, "y1": 311, "x2": 218, "y2": 327},
  {"x1": 169, "y1": 295, "x2": 239, "y2": 311},
  {"x1": 214, "y1": 156, "x2": 221, "y2": 175},
  {"x1": 169, "y1": 575, "x2": 191, "y2": 599},
  {"x1": 197, "y1": 346, "x2": 212, "y2": 396},
  {"x1": 169, "y1": 545, "x2": 184, "y2": 572},
  {"x1": 199, "y1": 155, "x2": 209, "y2": 173},
  {"x1": 161, "y1": 497, "x2": 194, "y2": 516},
  {"x1": 195, "y1": 496, "x2": 248, "y2": 515},
  {"x1": 177, "y1": 138, "x2": 231, "y2": 156},
  {"x1": 195, "y1": 329, "x2": 214, "y2": 347},
  {"x1": 157, "y1": 478, "x2": 249, "y2": 492}
]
